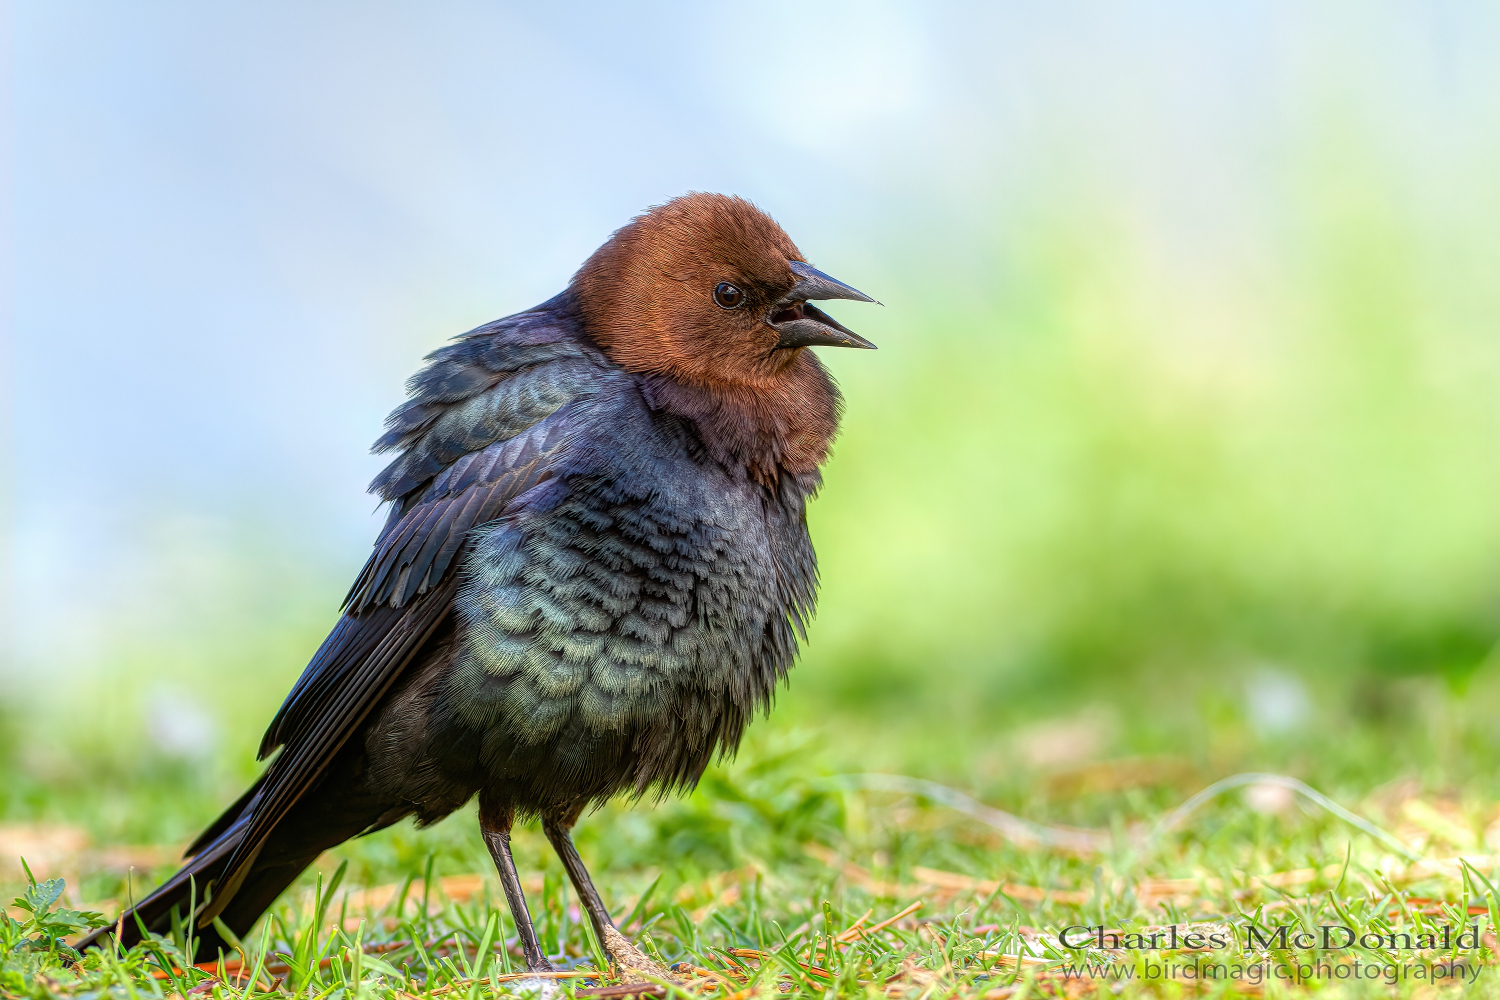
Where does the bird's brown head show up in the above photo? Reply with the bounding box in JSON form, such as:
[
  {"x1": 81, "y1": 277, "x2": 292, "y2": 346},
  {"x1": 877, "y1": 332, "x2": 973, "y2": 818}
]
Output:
[
  {"x1": 571, "y1": 193, "x2": 876, "y2": 481},
  {"x1": 572, "y1": 193, "x2": 876, "y2": 389}
]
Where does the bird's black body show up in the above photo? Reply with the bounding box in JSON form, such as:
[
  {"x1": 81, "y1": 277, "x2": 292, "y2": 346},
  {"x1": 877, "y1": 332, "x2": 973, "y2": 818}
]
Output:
[
  {"x1": 86, "y1": 291, "x2": 826, "y2": 960},
  {"x1": 82, "y1": 194, "x2": 874, "y2": 972}
]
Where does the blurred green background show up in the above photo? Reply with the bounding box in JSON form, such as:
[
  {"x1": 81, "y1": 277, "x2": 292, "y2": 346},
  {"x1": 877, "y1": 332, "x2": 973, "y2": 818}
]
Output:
[{"x1": 5, "y1": 2, "x2": 1500, "y2": 901}]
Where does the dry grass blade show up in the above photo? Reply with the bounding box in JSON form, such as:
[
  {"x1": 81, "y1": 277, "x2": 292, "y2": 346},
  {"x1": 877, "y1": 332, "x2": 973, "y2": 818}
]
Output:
[
  {"x1": 575, "y1": 984, "x2": 666, "y2": 998},
  {"x1": 427, "y1": 969, "x2": 595, "y2": 995},
  {"x1": 849, "y1": 899, "x2": 923, "y2": 939},
  {"x1": 830, "y1": 775, "x2": 1109, "y2": 852},
  {"x1": 1152, "y1": 773, "x2": 1426, "y2": 862},
  {"x1": 911, "y1": 867, "x2": 1091, "y2": 904},
  {"x1": 833, "y1": 908, "x2": 874, "y2": 943},
  {"x1": 726, "y1": 948, "x2": 834, "y2": 980}
]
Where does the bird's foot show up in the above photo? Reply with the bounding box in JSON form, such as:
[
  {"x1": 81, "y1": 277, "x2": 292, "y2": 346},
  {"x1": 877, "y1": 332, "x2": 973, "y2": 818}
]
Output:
[{"x1": 601, "y1": 924, "x2": 675, "y2": 984}]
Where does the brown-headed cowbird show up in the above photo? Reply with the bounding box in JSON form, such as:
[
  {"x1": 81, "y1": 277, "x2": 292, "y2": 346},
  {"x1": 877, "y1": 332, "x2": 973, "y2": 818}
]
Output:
[{"x1": 81, "y1": 193, "x2": 876, "y2": 977}]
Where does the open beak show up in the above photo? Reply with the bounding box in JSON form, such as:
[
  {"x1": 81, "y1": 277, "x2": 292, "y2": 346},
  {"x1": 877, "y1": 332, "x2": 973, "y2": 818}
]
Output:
[{"x1": 769, "y1": 261, "x2": 879, "y2": 350}]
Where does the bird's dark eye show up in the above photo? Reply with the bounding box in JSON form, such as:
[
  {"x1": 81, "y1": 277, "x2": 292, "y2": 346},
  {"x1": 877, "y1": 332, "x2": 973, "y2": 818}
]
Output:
[{"x1": 713, "y1": 282, "x2": 744, "y2": 309}]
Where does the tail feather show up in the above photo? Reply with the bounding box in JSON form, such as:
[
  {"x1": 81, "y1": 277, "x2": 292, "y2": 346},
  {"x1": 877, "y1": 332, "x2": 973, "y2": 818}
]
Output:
[
  {"x1": 78, "y1": 765, "x2": 387, "y2": 963},
  {"x1": 75, "y1": 813, "x2": 247, "y2": 959}
]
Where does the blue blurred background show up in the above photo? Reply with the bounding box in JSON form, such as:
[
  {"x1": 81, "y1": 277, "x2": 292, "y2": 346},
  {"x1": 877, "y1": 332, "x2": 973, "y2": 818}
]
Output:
[{"x1": 6, "y1": 2, "x2": 1500, "y2": 843}]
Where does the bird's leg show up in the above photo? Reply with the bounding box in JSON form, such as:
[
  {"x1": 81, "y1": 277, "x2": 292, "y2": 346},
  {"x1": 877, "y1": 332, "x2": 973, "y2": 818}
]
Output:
[
  {"x1": 541, "y1": 810, "x2": 672, "y2": 982},
  {"x1": 478, "y1": 800, "x2": 553, "y2": 974}
]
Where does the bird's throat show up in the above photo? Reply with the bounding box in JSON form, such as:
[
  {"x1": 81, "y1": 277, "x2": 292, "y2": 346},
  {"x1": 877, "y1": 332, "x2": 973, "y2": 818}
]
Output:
[{"x1": 640, "y1": 356, "x2": 841, "y2": 487}]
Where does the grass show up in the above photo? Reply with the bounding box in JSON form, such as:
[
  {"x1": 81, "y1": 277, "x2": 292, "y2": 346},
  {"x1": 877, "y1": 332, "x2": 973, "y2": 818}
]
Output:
[{"x1": 9, "y1": 671, "x2": 1500, "y2": 998}]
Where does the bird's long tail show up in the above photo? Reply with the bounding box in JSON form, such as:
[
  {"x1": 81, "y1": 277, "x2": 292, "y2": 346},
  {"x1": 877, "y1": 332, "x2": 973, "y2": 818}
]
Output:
[{"x1": 76, "y1": 775, "x2": 377, "y2": 963}]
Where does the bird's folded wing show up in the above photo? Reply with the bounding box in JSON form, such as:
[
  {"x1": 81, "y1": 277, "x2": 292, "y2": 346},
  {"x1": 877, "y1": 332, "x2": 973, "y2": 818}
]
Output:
[
  {"x1": 203, "y1": 305, "x2": 609, "y2": 919},
  {"x1": 203, "y1": 586, "x2": 458, "y2": 918}
]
